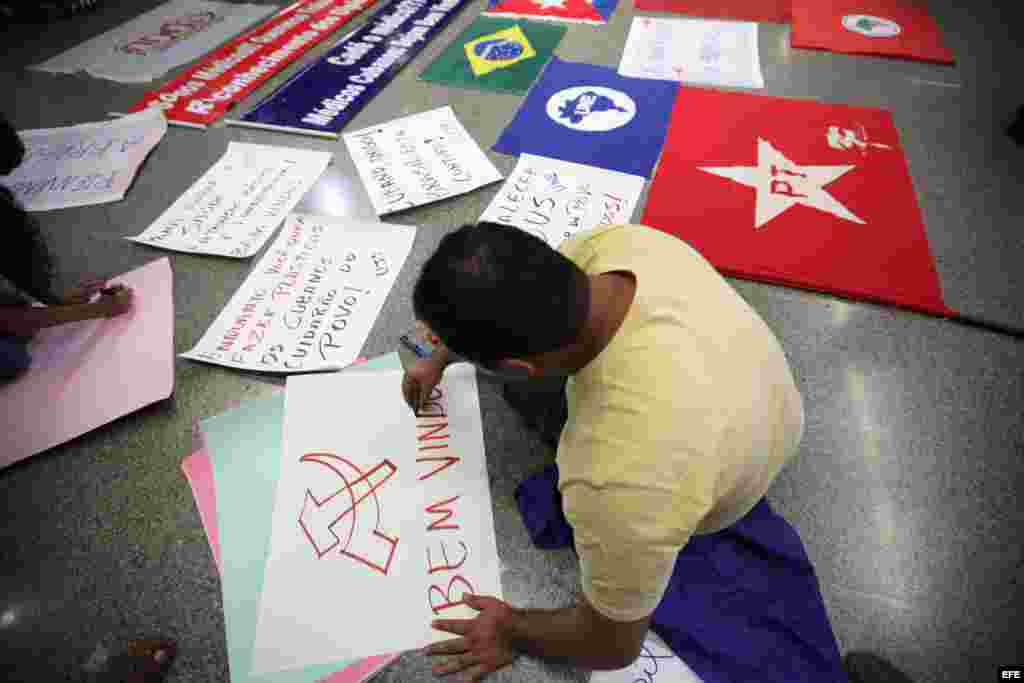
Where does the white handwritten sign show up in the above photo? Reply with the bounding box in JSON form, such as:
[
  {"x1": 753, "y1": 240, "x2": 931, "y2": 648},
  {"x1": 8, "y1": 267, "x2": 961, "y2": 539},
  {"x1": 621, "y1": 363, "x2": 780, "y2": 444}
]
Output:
[
  {"x1": 129, "y1": 142, "x2": 331, "y2": 257},
  {"x1": 342, "y1": 106, "x2": 503, "y2": 216},
  {"x1": 0, "y1": 109, "x2": 167, "y2": 212},
  {"x1": 250, "y1": 366, "x2": 501, "y2": 673},
  {"x1": 182, "y1": 213, "x2": 415, "y2": 373},
  {"x1": 31, "y1": 0, "x2": 274, "y2": 83},
  {"x1": 619, "y1": 17, "x2": 764, "y2": 90},
  {"x1": 590, "y1": 631, "x2": 703, "y2": 683},
  {"x1": 478, "y1": 154, "x2": 644, "y2": 248}
]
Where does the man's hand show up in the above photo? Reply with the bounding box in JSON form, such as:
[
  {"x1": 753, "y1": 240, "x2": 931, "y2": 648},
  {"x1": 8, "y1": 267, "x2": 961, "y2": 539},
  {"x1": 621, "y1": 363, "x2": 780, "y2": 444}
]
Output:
[
  {"x1": 95, "y1": 284, "x2": 134, "y2": 318},
  {"x1": 425, "y1": 594, "x2": 518, "y2": 682},
  {"x1": 60, "y1": 279, "x2": 105, "y2": 305},
  {"x1": 402, "y1": 356, "x2": 445, "y2": 414}
]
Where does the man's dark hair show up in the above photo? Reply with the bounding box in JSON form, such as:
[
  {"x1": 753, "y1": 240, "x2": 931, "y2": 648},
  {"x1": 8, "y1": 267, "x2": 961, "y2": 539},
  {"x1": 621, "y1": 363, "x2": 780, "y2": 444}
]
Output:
[
  {"x1": 1, "y1": 111, "x2": 58, "y2": 304},
  {"x1": 413, "y1": 222, "x2": 590, "y2": 365}
]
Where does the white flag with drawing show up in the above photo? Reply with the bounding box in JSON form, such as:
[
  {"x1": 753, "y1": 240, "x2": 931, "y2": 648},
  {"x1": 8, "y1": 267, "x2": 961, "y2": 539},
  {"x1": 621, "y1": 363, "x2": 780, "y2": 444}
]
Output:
[
  {"x1": 343, "y1": 106, "x2": 503, "y2": 216},
  {"x1": 478, "y1": 154, "x2": 644, "y2": 248},
  {"x1": 249, "y1": 366, "x2": 502, "y2": 673},
  {"x1": 128, "y1": 142, "x2": 331, "y2": 257},
  {"x1": 619, "y1": 16, "x2": 764, "y2": 89},
  {"x1": 31, "y1": 0, "x2": 274, "y2": 83}
]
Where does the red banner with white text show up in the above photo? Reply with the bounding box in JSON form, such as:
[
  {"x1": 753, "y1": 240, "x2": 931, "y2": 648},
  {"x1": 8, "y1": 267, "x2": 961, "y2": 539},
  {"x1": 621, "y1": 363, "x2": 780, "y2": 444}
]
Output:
[{"x1": 128, "y1": 0, "x2": 378, "y2": 127}]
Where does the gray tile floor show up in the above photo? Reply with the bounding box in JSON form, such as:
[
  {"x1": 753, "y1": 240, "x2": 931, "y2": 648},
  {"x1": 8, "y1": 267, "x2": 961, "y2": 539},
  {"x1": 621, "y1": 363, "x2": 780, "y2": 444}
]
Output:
[{"x1": 1, "y1": 1, "x2": 1022, "y2": 682}]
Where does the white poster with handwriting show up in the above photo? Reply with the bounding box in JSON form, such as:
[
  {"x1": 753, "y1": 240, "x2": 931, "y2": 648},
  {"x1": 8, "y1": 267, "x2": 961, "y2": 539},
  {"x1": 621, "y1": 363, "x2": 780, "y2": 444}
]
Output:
[
  {"x1": 31, "y1": 0, "x2": 274, "y2": 83},
  {"x1": 342, "y1": 106, "x2": 503, "y2": 216},
  {"x1": 250, "y1": 366, "x2": 501, "y2": 673},
  {"x1": 619, "y1": 16, "x2": 764, "y2": 89},
  {"x1": 181, "y1": 214, "x2": 415, "y2": 373},
  {"x1": 478, "y1": 154, "x2": 644, "y2": 248},
  {"x1": 129, "y1": 142, "x2": 331, "y2": 257},
  {"x1": 590, "y1": 631, "x2": 703, "y2": 683},
  {"x1": 0, "y1": 109, "x2": 167, "y2": 211}
]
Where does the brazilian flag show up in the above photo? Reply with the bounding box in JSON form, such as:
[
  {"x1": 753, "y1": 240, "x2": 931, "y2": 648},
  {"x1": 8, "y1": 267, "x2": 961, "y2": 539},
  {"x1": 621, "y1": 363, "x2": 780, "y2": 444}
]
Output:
[{"x1": 420, "y1": 16, "x2": 565, "y2": 95}]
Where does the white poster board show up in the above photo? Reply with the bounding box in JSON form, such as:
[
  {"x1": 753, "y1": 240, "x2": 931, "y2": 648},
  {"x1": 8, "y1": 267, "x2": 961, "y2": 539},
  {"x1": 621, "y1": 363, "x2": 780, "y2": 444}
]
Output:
[
  {"x1": 0, "y1": 109, "x2": 167, "y2": 211},
  {"x1": 590, "y1": 631, "x2": 703, "y2": 683},
  {"x1": 250, "y1": 366, "x2": 501, "y2": 673},
  {"x1": 128, "y1": 142, "x2": 331, "y2": 257},
  {"x1": 31, "y1": 0, "x2": 274, "y2": 83},
  {"x1": 182, "y1": 214, "x2": 415, "y2": 373},
  {"x1": 619, "y1": 17, "x2": 764, "y2": 89},
  {"x1": 343, "y1": 106, "x2": 503, "y2": 216},
  {"x1": 478, "y1": 154, "x2": 644, "y2": 248}
]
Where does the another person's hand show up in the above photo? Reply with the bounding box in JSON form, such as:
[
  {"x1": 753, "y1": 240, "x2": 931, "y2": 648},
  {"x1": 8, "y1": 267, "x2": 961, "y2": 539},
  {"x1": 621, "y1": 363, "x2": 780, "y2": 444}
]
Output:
[
  {"x1": 95, "y1": 284, "x2": 134, "y2": 318},
  {"x1": 402, "y1": 356, "x2": 444, "y2": 414},
  {"x1": 60, "y1": 279, "x2": 105, "y2": 305},
  {"x1": 426, "y1": 594, "x2": 518, "y2": 682}
]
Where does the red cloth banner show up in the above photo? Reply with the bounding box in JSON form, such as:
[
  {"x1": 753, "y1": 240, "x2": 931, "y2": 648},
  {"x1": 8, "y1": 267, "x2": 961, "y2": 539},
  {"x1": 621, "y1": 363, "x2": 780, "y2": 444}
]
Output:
[
  {"x1": 631, "y1": 0, "x2": 789, "y2": 23},
  {"x1": 642, "y1": 88, "x2": 954, "y2": 318},
  {"x1": 791, "y1": 0, "x2": 954, "y2": 64},
  {"x1": 128, "y1": 0, "x2": 377, "y2": 127}
]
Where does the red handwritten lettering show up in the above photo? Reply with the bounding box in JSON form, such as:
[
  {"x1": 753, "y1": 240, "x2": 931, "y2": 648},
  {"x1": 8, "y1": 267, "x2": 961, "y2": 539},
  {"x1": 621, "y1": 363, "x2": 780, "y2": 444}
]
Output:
[
  {"x1": 425, "y1": 496, "x2": 461, "y2": 531},
  {"x1": 428, "y1": 575, "x2": 475, "y2": 615}
]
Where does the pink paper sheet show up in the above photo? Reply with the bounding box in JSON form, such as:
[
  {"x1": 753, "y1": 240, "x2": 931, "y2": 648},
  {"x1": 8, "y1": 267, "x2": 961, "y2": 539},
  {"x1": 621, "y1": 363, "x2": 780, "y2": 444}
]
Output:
[
  {"x1": 181, "y1": 444, "x2": 396, "y2": 683},
  {"x1": 1, "y1": 258, "x2": 175, "y2": 468}
]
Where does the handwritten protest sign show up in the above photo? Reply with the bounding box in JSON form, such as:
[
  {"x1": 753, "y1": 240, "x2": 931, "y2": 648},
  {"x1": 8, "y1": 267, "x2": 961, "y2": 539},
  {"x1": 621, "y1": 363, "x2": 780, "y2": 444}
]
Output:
[
  {"x1": 32, "y1": 0, "x2": 274, "y2": 83},
  {"x1": 590, "y1": 631, "x2": 702, "y2": 683},
  {"x1": 478, "y1": 154, "x2": 643, "y2": 248},
  {"x1": 181, "y1": 214, "x2": 415, "y2": 373},
  {"x1": 249, "y1": 366, "x2": 500, "y2": 673},
  {"x1": 128, "y1": 0, "x2": 376, "y2": 128},
  {"x1": 128, "y1": 142, "x2": 331, "y2": 257},
  {"x1": 619, "y1": 16, "x2": 764, "y2": 89},
  {"x1": 342, "y1": 106, "x2": 503, "y2": 216},
  {"x1": 0, "y1": 109, "x2": 167, "y2": 212},
  {"x1": 231, "y1": 0, "x2": 471, "y2": 138}
]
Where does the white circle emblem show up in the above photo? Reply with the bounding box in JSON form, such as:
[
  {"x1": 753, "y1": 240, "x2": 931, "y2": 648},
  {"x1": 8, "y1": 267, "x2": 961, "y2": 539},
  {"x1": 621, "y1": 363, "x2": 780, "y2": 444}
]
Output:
[
  {"x1": 545, "y1": 86, "x2": 637, "y2": 132},
  {"x1": 842, "y1": 14, "x2": 902, "y2": 38}
]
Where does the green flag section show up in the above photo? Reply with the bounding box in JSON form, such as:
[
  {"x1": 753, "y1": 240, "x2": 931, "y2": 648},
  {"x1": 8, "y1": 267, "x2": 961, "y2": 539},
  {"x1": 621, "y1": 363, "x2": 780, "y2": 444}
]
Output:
[{"x1": 420, "y1": 17, "x2": 565, "y2": 95}]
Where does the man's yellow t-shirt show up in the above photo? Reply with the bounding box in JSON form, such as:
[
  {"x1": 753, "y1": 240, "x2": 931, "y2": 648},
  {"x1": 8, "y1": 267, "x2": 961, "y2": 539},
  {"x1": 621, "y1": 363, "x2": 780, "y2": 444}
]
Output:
[{"x1": 556, "y1": 224, "x2": 805, "y2": 622}]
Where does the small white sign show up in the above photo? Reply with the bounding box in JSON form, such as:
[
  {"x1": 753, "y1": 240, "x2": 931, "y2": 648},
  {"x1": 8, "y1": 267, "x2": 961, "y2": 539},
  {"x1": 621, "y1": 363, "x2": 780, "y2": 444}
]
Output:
[
  {"x1": 0, "y1": 109, "x2": 167, "y2": 212},
  {"x1": 343, "y1": 106, "x2": 503, "y2": 216},
  {"x1": 129, "y1": 142, "x2": 331, "y2": 258},
  {"x1": 479, "y1": 154, "x2": 644, "y2": 248},
  {"x1": 181, "y1": 213, "x2": 415, "y2": 373},
  {"x1": 31, "y1": 0, "x2": 274, "y2": 83},
  {"x1": 589, "y1": 631, "x2": 703, "y2": 683},
  {"x1": 619, "y1": 16, "x2": 764, "y2": 89},
  {"x1": 250, "y1": 366, "x2": 502, "y2": 673}
]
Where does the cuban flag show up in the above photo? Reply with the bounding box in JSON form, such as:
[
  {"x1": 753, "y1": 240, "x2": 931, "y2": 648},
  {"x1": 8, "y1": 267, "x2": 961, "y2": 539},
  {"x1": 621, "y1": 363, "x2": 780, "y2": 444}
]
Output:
[
  {"x1": 642, "y1": 87, "x2": 956, "y2": 318},
  {"x1": 493, "y1": 57, "x2": 678, "y2": 177},
  {"x1": 484, "y1": 0, "x2": 618, "y2": 25},
  {"x1": 791, "y1": 0, "x2": 954, "y2": 64}
]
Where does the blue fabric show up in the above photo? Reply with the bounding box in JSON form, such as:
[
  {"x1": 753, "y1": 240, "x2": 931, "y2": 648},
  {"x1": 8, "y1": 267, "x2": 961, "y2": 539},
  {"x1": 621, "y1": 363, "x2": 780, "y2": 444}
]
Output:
[
  {"x1": 514, "y1": 465, "x2": 848, "y2": 683},
  {"x1": 0, "y1": 335, "x2": 31, "y2": 380},
  {"x1": 492, "y1": 57, "x2": 679, "y2": 177}
]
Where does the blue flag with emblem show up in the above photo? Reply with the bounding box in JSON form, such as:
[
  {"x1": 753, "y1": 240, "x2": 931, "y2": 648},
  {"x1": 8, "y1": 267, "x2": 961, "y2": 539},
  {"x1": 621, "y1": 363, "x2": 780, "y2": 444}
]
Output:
[{"x1": 492, "y1": 57, "x2": 679, "y2": 177}]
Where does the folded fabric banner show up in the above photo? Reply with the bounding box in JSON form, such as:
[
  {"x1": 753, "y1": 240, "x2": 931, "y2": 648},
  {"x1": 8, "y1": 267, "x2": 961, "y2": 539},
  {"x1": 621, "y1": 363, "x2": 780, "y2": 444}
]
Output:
[
  {"x1": 32, "y1": 0, "x2": 274, "y2": 83},
  {"x1": 1, "y1": 258, "x2": 174, "y2": 468},
  {"x1": 232, "y1": 0, "x2": 472, "y2": 139},
  {"x1": 128, "y1": 0, "x2": 378, "y2": 128},
  {"x1": 515, "y1": 465, "x2": 848, "y2": 683},
  {"x1": 483, "y1": 0, "x2": 618, "y2": 25},
  {"x1": 630, "y1": 0, "x2": 789, "y2": 23},
  {"x1": 791, "y1": 0, "x2": 954, "y2": 64},
  {"x1": 0, "y1": 109, "x2": 167, "y2": 212},
  {"x1": 493, "y1": 57, "x2": 678, "y2": 177},
  {"x1": 128, "y1": 142, "x2": 331, "y2": 257},
  {"x1": 419, "y1": 16, "x2": 566, "y2": 94},
  {"x1": 642, "y1": 87, "x2": 955, "y2": 318},
  {"x1": 619, "y1": 16, "x2": 764, "y2": 89},
  {"x1": 342, "y1": 106, "x2": 503, "y2": 216}
]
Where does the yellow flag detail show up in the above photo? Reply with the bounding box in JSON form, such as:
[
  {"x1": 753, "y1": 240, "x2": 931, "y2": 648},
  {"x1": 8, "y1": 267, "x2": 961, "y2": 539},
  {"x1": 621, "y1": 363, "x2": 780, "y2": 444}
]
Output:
[{"x1": 464, "y1": 25, "x2": 537, "y2": 77}]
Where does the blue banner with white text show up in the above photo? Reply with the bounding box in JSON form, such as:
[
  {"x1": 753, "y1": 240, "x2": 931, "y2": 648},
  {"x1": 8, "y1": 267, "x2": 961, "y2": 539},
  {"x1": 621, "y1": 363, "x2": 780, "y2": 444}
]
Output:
[{"x1": 235, "y1": 0, "x2": 471, "y2": 138}]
